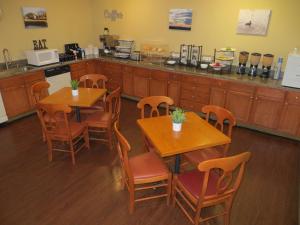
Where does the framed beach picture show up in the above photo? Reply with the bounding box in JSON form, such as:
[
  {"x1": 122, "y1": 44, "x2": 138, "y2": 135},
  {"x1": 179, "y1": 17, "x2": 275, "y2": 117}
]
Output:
[
  {"x1": 22, "y1": 7, "x2": 48, "y2": 28},
  {"x1": 236, "y1": 9, "x2": 271, "y2": 35},
  {"x1": 169, "y1": 9, "x2": 192, "y2": 31}
]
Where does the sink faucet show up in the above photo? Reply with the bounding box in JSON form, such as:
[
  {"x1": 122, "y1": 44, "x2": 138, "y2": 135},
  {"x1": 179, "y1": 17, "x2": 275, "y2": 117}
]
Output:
[{"x1": 2, "y1": 48, "x2": 12, "y2": 70}]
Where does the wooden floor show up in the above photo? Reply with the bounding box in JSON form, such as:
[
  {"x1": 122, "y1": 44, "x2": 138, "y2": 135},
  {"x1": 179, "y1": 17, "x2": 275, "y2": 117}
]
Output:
[{"x1": 0, "y1": 98, "x2": 299, "y2": 225}]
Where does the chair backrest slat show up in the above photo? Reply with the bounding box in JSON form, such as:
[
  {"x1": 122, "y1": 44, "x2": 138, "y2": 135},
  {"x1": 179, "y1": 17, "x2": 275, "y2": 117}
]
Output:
[
  {"x1": 106, "y1": 87, "x2": 121, "y2": 123},
  {"x1": 79, "y1": 74, "x2": 108, "y2": 89},
  {"x1": 137, "y1": 96, "x2": 174, "y2": 119},
  {"x1": 31, "y1": 81, "x2": 50, "y2": 104}
]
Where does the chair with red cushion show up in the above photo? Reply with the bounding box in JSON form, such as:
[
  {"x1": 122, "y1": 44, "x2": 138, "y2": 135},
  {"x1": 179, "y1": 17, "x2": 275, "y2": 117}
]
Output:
[
  {"x1": 137, "y1": 96, "x2": 174, "y2": 152},
  {"x1": 113, "y1": 121, "x2": 172, "y2": 213},
  {"x1": 173, "y1": 152, "x2": 251, "y2": 225},
  {"x1": 37, "y1": 103, "x2": 90, "y2": 165},
  {"x1": 183, "y1": 105, "x2": 236, "y2": 166},
  {"x1": 83, "y1": 87, "x2": 121, "y2": 150}
]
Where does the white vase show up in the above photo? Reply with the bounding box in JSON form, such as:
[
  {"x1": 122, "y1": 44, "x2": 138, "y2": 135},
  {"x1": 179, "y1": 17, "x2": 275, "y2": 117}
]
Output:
[
  {"x1": 72, "y1": 89, "x2": 79, "y2": 96},
  {"x1": 172, "y1": 122, "x2": 182, "y2": 132}
]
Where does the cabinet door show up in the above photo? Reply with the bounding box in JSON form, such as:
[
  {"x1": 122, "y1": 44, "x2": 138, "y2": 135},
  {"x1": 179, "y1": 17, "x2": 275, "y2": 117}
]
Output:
[
  {"x1": 210, "y1": 87, "x2": 227, "y2": 107},
  {"x1": 133, "y1": 75, "x2": 149, "y2": 98},
  {"x1": 250, "y1": 88, "x2": 285, "y2": 129},
  {"x1": 278, "y1": 92, "x2": 300, "y2": 135},
  {"x1": 149, "y1": 79, "x2": 168, "y2": 96},
  {"x1": 86, "y1": 60, "x2": 96, "y2": 74},
  {"x1": 0, "y1": 77, "x2": 31, "y2": 118},
  {"x1": 122, "y1": 66, "x2": 134, "y2": 95},
  {"x1": 70, "y1": 62, "x2": 87, "y2": 80},
  {"x1": 225, "y1": 83, "x2": 255, "y2": 123},
  {"x1": 167, "y1": 80, "x2": 180, "y2": 106}
]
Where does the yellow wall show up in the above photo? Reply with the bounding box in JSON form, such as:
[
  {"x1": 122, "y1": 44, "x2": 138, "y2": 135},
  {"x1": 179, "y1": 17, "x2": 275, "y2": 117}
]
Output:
[
  {"x1": 91, "y1": 0, "x2": 300, "y2": 62},
  {"x1": 0, "y1": 0, "x2": 95, "y2": 62},
  {"x1": 1, "y1": 0, "x2": 299, "y2": 64}
]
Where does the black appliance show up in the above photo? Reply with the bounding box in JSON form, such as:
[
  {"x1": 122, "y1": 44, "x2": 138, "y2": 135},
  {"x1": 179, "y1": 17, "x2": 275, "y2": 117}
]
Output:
[
  {"x1": 64, "y1": 43, "x2": 82, "y2": 59},
  {"x1": 59, "y1": 53, "x2": 75, "y2": 62}
]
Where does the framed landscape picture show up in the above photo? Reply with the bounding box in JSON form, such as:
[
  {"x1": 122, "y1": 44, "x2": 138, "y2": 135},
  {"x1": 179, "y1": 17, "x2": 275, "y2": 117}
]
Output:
[
  {"x1": 236, "y1": 9, "x2": 271, "y2": 35},
  {"x1": 22, "y1": 7, "x2": 48, "y2": 29},
  {"x1": 169, "y1": 9, "x2": 192, "y2": 31}
]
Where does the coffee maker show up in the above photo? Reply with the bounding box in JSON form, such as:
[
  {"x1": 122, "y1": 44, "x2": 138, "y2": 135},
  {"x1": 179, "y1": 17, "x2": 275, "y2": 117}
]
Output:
[
  {"x1": 65, "y1": 43, "x2": 82, "y2": 59},
  {"x1": 248, "y1": 53, "x2": 261, "y2": 77},
  {"x1": 237, "y1": 51, "x2": 249, "y2": 75},
  {"x1": 260, "y1": 54, "x2": 274, "y2": 78}
]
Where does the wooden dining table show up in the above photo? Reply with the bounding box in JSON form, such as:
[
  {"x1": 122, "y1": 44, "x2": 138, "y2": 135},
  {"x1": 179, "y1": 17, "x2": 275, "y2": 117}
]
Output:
[
  {"x1": 39, "y1": 87, "x2": 106, "y2": 121},
  {"x1": 137, "y1": 111, "x2": 231, "y2": 173}
]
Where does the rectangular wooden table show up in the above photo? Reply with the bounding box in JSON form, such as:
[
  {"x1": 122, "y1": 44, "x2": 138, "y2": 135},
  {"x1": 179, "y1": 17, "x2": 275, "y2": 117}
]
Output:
[
  {"x1": 39, "y1": 87, "x2": 106, "y2": 121},
  {"x1": 137, "y1": 112, "x2": 231, "y2": 173}
]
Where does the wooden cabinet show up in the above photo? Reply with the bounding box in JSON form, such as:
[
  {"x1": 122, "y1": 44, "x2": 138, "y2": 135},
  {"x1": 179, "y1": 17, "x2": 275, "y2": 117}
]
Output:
[
  {"x1": 210, "y1": 79, "x2": 228, "y2": 107},
  {"x1": 0, "y1": 76, "x2": 31, "y2": 118},
  {"x1": 70, "y1": 61, "x2": 87, "y2": 80},
  {"x1": 133, "y1": 67, "x2": 150, "y2": 98},
  {"x1": 167, "y1": 73, "x2": 181, "y2": 106},
  {"x1": 225, "y1": 82, "x2": 255, "y2": 123},
  {"x1": 278, "y1": 91, "x2": 300, "y2": 136},
  {"x1": 149, "y1": 70, "x2": 169, "y2": 96},
  {"x1": 250, "y1": 87, "x2": 285, "y2": 129},
  {"x1": 86, "y1": 60, "x2": 96, "y2": 74},
  {"x1": 24, "y1": 70, "x2": 47, "y2": 109},
  {"x1": 180, "y1": 75, "x2": 211, "y2": 111},
  {"x1": 122, "y1": 66, "x2": 134, "y2": 96},
  {"x1": 102, "y1": 62, "x2": 122, "y2": 91}
]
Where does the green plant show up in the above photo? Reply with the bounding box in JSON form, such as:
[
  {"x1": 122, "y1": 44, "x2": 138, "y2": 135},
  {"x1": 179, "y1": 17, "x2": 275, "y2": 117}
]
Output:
[
  {"x1": 171, "y1": 108, "x2": 186, "y2": 124},
  {"x1": 70, "y1": 80, "x2": 79, "y2": 90}
]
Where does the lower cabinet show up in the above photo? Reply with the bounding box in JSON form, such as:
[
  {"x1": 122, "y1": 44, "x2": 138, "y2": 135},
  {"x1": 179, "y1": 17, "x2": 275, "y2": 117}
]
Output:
[
  {"x1": 225, "y1": 83, "x2": 255, "y2": 123},
  {"x1": 278, "y1": 91, "x2": 300, "y2": 136},
  {"x1": 70, "y1": 61, "x2": 88, "y2": 80},
  {"x1": 122, "y1": 66, "x2": 134, "y2": 96},
  {"x1": 133, "y1": 67, "x2": 150, "y2": 98},
  {"x1": 149, "y1": 70, "x2": 169, "y2": 96},
  {"x1": 250, "y1": 87, "x2": 285, "y2": 129},
  {"x1": 210, "y1": 80, "x2": 228, "y2": 107},
  {"x1": 0, "y1": 76, "x2": 31, "y2": 118}
]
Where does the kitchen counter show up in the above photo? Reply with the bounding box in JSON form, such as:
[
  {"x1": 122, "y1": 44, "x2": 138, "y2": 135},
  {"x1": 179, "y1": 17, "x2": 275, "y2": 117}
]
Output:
[{"x1": 0, "y1": 54, "x2": 299, "y2": 92}]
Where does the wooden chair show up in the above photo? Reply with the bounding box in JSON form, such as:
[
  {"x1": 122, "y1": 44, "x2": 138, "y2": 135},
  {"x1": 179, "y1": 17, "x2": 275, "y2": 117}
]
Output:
[
  {"x1": 31, "y1": 81, "x2": 50, "y2": 142},
  {"x1": 137, "y1": 96, "x2": 174, "y2": 152},
  {"x1": 83, "y1": 87, "x2": 121, "y2": 150},
  {"x1": 36, "y1": 103, "x2": 90, "y2": 165},
  {"x1": 113, "y1": 121, "x2": 172, "y2": 213},
  {"x1": 79, "y1": 74, "x2": 108, "y2": 113},
  {"x1": 173, "y1": 152, "x2": 251, "y2": 225},
  {"x1": 183, "y1": 105, "x2": 237, "y2": 166}
]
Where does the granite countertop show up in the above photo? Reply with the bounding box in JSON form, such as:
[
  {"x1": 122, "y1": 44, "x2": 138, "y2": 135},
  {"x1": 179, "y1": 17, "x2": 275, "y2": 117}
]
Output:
[{"x1": 0, "y1": 54, "x2": 299, "y2": 92}]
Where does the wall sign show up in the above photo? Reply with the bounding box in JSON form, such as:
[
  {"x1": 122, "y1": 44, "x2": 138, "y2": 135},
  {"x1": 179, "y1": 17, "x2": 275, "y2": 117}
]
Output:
[
  {"x1": 236, "y1": 9, "x2": 271, "y2": 36},
  {"x1": 32, "y1": 39, "x2": 48, "y2": 50},
  {"x1": 22, "y1": 7, "x2": 48, "y2": 29},
  {"x1": 169, "y1": 9, "x2": 192, "y2": 31},
  {"x1": 104, "y1": 10, "x2": 123, "y2": 21}
]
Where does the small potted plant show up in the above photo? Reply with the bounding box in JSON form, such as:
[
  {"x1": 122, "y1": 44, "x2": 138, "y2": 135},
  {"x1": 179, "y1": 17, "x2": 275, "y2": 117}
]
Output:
[
  {"x1": 71, "y1": 80, "x2": 79, "y2": 96},
  {"x1": 171, "y1": 108, "x2": 186, "y2": 132}
]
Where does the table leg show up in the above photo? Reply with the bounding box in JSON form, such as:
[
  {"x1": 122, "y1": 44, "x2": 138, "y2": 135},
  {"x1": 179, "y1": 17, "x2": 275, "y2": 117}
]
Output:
[
  {"x1": 174, "y1": 154, "x2": 181, "y2": 174},
  {"x1": 75, "y1": 106, "x2": 81, "y2": 122}
]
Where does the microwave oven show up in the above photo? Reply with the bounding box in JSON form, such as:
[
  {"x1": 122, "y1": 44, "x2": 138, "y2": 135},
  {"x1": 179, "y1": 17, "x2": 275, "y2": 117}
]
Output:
[
  {"x1": 25, "y1": 49, "x2": 59, "y2": 66},
  {"x1": 282, "y1": 54, "x2": 300, "y2": 88}
]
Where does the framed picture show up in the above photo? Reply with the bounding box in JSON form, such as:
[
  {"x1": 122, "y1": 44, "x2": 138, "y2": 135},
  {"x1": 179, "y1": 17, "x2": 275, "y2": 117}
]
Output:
[
  {"x1": 22, "y1": 7, "x2": 48, "y2": 28},
  {"x1": 236, "y1": 9, "x2": 271, "y2": 35},
  {"x1": 190, "y1": 45, "x2": 202, "y2": 67},
  {"x1": 169, "y1": 9, "x2": 192, "y2": 31},
  {"x1": 179, "y1": 44, "x2": 190, "y2": 65}
]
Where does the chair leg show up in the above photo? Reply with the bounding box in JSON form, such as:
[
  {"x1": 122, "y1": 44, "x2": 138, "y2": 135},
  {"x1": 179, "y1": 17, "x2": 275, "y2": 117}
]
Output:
[
  {"x1": 84, "y1": 129, "x2": 90, "y2": 150},
  {"x1": 129, "y1": 188, "x2": 135, "y2": 214},
  {"x1": 107, "y1": 127, "x2": 113, "y2": 151},
  {"x1": 42, "y1": 129, "x2": 46, "y2": 142},
  {"x1": 172, "y1": 175, "x2": 178, "y2": 206},
  {"x1": 70, "y1": 141, "x2": 76, "y2": 165},
  {"x1": 47, "y1": 139, "x2": 53, "y2": 162},
  {"x1": 224, "y1": 199, "x2": 233, "y2": 225},
  {"x1": 166, "y1": 173, "x2": 172, "y2": 205}
]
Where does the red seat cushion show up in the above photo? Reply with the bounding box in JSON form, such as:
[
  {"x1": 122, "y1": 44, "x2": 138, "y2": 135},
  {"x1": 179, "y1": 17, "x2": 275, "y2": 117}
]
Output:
[
  {"x1": 178, "y1": 170, "x2": 220, "y2": 199},
  {"x1": 129, "y1": 152, "x2": 169, "y2": 182},
  {"x1": 184, "y1": 147, "x2": 223, "y2": 165}
]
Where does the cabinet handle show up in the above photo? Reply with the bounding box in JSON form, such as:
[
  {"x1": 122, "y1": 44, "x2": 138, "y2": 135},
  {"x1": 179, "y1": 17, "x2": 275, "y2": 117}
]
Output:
[
  {"x1": 250, "y1": 96, "x2": 254, "y2": 99},
  {"x1": 255, "y1": 97, "x2": 258, "y2": 100},
  {"x1": 296, "y1": 96, "x2": 299, "y2": 100},
  {"x1": 285, "y1": 102, "x2": 288, "y2": 105},
  {"x1": 223, "y1": 91, "x2": 226, "y2": 94}
]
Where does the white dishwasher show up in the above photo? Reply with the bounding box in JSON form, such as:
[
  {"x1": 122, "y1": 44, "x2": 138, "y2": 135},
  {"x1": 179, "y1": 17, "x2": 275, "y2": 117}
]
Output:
[
  {"x1": 0, "y1": 91, "x2": 8, "y2": 123},
  {"x1": 44, "y1": 65, "x2": 71, "y2": 94}
]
